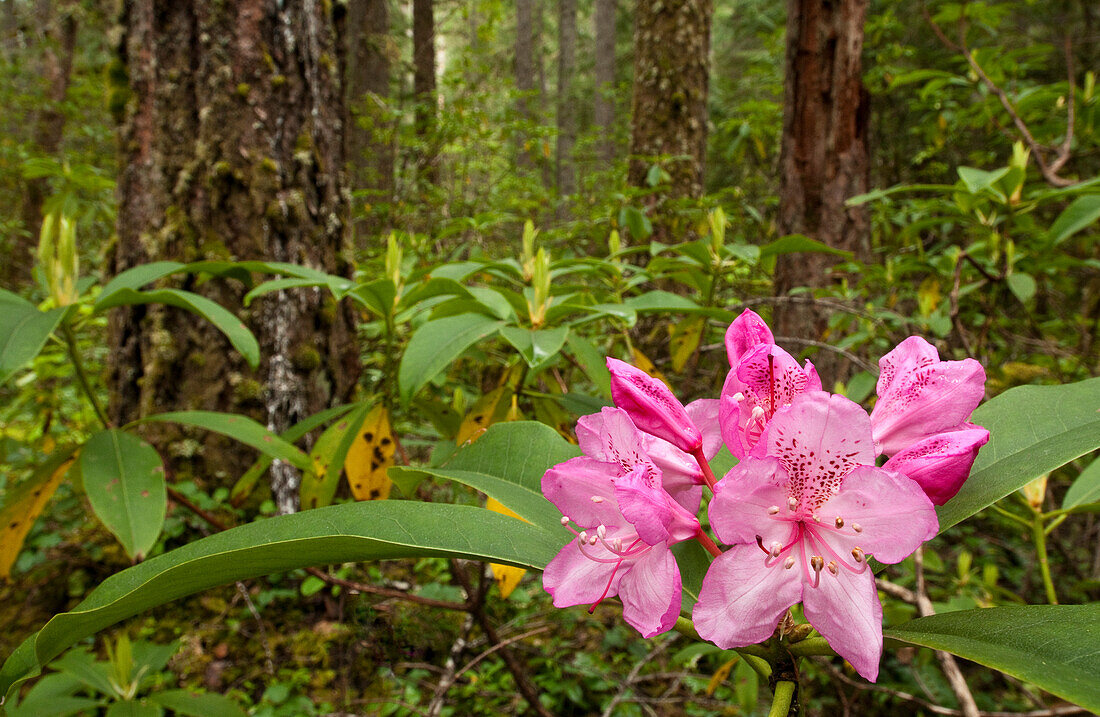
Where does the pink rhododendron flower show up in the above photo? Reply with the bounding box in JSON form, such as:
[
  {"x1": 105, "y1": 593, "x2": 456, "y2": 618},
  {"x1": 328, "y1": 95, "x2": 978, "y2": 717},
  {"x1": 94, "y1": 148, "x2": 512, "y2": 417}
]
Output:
[
  {"x1": 693, "y1": 392, "x2": 938, "y2": 681},
  {"x1": 870, "y1": 336, "x2": 988, "y2": 504},
  {"x1": 542, "y1": 457, "x2": 700, "y2": 637},
  {"x1": 719, "y1": 342, "x2": 821, "y2": 459},
  {"x1": 725, "y1": 308, "x2": 774, "y2": 365},
  {"x1": 883, "y1": 424, "x2": 990, "y2": 505},
  {"x1": 607, "y1": 357, "x2": 703, "y2": 454},
  {"x1": 870, "y1": 336, "x2": 986, "y2": 456},
  {"x1": 576, "y1": 407, "x2": 707, "y2": 512}
]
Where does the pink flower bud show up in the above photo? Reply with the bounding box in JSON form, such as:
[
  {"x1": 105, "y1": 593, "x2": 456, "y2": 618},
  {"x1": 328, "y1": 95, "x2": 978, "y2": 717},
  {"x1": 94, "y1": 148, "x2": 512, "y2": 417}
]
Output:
[{"x1": 607, "y1": 357, "x2": 702, "y2": 453}]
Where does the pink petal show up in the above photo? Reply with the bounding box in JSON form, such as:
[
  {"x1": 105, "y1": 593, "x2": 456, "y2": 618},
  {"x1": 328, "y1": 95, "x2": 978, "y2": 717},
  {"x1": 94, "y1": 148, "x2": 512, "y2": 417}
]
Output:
[
  {"x1": 642, "y1": 436, "x2": 704, "y2": 513},
  {"x1": 709, "y1": 457, "x2": 792, "y2": 547},
  {"x1": 725, "y1": 309, "x2": 775, "y2": 365},
  {"x1": 883, "y1": 426, "x2": 990, "y2": 505},
  {"x1": 686, "y1": 399, "x2": 722, "y2": 459},
  {"x1": 618, "y1": 545, "x2": 683, "y2": 637},
  {"x1": 871, "y1": 337, "x2": 986, "y2": 456},
  {"x1": 720, "y1": 345, "x2": 821, "y2": 459},
  {"x1": 821, "y1": 465, "x2": 939, "y2": 564},
  {"x1": 541, "y1": 456, "x2": 622, "y2": 528},
  {"x1": 576, "y1": 407, "x2": 642, "y2": 464},
  {"x1": 576, "y1": 407, "x2": 702, "y2": 513},
  {"x1": 542, "y1": 538, "x2": 625, "y2": 608},
  {"x1": 607, "y1": 357, "x2": 702, "y2": 453},
  {"x1": 693, "y1": 544, "x2": 803, "y2": 648},
  {"x1": 801, "y1": 565, "x2": 882, "y2": 682},
  {"x1": 762, "y1": 392, "x2": 876, "y2": 512},
  {"x1": 615, "y1": 464, "x2": 673, "y2": 545}
]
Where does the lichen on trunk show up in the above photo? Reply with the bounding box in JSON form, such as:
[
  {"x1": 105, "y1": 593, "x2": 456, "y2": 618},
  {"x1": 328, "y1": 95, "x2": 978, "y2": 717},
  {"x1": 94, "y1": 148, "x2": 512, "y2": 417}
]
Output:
[{"x1": 109, "y1": 0, "x2": 360, "y2": 510}]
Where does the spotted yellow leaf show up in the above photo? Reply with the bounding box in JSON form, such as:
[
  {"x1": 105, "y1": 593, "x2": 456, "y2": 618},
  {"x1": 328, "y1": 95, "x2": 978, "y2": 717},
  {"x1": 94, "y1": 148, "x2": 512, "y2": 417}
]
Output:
[
  {"x1": 456, "y1": 385, "x2": 514, "y2": 446},
  {"x1": 344, "y1": 405, "x2": 395, "y2": 501},
  {"x1": 486, "y1": 497, "x2": 527, "y2": 598},
  {"x1": 1, "y1": 447, "x2": 77, "y2": 580}
]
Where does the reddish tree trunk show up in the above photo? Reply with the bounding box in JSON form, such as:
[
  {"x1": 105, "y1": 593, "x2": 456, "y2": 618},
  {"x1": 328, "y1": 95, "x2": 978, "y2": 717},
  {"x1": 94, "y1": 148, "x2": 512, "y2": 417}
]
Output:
[{"x1": 773, "y1": 0, "x2": 871, "y2": 375}]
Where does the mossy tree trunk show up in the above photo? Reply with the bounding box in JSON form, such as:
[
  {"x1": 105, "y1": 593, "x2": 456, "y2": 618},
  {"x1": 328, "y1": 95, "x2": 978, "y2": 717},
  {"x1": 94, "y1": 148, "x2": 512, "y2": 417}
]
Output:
[
  {"x1": 627, "y1": 0, "x2": 711, "y2": 239},
  {"x1": 412, "y1": 0, "x2": 437, "y2": 185},
  {"x1": 593, "y1": 0, "x2": 616, "y2": 165},
  {"x1": 108, "y1": 0, "x2": 360, "y2": 513},
  {"x1": 555, "y1": 0, "x2": 577, "y2": 201},
  {"x1": 773, "y1": 0, "x2": 871, "y2": 377},
  {"x1": 343, "y1": 0, "x2": 394, "y2": 248}
]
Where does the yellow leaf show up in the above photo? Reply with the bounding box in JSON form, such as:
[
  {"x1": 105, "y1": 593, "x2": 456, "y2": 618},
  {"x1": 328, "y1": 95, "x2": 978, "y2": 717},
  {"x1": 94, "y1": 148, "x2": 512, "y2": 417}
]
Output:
[
  {"x1": 486, "y1": 498, "x2": 526, "y2": 598},
  {"x1": 344, "y1": 406, "x2": 395, "y2": 501},
  {"x1": 1, "y1": 450, "x2": 76, "y2": 580},
  {"x1": 456, "y1": 385, "x2": 514, "y2": 446},
  {"x1": 917, "y1": 277, "x2": 942, "y2": 316},
  {"x1": 706, "y1": 657, "x2": 738, "y2": 696},
  {"x1": 668, "y1": 316, "x2": 705, "y2": 373}
]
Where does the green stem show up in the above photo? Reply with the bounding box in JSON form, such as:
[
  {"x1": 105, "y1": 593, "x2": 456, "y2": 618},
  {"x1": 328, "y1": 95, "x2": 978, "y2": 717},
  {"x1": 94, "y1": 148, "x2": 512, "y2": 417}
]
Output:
[
  {"x1": 787, "y1": 636, "x2": 835, "y2": 658},
  {"x1": 735, "y1": 651, "x2": 772, "y2": 680},
  {"x1": 63, "y1": 321, "x2": 110, "y2": 430},
  {"x1": 1031, "y1": 514, "x2": 1058, "y2": 604},
  {"x1": 990, "y1": 502, "x2": 1032, "y2": 529},
  {"x1": 768, "y1": 680, "x2": 796, "y2": 717}
]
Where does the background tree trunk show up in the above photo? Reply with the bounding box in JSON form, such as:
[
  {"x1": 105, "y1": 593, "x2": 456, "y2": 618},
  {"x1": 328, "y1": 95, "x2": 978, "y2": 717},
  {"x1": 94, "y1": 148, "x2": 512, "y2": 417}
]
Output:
[
  {"x1": 555, "y1": 0, "x2": 577, "y2": 200},
  {"x1": 627, "y1": 0, "x2": 711, "y2": 238},
  {"x1": 773, "y1": 0, "x2": 871, "y2": 377},
  {"x1": 109, "y1": 0, "x2": 360, "y2": 513},
  {"x1": 9, "y1": 3, "x2": 77, "y2": 289},
  {"x1": 593, "y1": 0, "x2": 616, "y2": 165},
  {"x1": 413, "y1": 0, "x2": 437, "y2": 185},
  {"x1": 514, "y1": 0, "x2": 540, "y2": 174},
  {"x1": 344, "y1": 0, "x2": 393, "y2": 248}
]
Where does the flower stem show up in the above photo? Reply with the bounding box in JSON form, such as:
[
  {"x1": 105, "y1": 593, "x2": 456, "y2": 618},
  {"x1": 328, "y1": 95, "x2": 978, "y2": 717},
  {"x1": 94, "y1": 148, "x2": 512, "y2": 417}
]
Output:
[
  {"x1": 767, "y1": 680, "x2": 796, "y2": 717},
  {"x1": 1031, "y1": 514, "x2": 1059, "y2": 604},
  {"x1": 694, "y1": 527, "x2": 722, "y2": 558},
  {"x1": 690, "y1": 446, "x2": 718, "y2": 491},
  {"x1": 63, "y1": 320, "x2": 111, "y2": 430}
]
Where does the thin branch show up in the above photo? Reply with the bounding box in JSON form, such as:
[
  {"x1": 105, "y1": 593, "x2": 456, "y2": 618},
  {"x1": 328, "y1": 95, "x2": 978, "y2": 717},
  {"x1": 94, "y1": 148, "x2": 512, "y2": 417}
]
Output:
[
  {"x1": 922, "y1": 4, "x2": 1076, "y2": 187},
  {"x1": 426, "y1": 612, "x2": 475, "y2": 717},
  {"x1": 916, "y1": 549, "x2": 981, "y2": 717},
  {"x1": 773, "y1": 335, "x2": 879, "y2": 375},
  {"x1": 602, "y1": 634, "x2": 679, "y2": 717}
]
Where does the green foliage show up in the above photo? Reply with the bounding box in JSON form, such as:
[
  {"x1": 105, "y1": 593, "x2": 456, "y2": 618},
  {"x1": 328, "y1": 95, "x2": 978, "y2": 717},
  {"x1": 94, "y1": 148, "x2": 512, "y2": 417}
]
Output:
[{"x1": 886, "y1": 605, "x2": 1100, "y2": 712}]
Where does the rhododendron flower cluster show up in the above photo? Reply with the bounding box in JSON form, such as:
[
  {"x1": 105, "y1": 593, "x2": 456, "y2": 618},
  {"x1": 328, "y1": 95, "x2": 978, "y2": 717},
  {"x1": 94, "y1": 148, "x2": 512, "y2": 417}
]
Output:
[{"x1": 542, "y1": 309, "x2": 989, "y2": 682}]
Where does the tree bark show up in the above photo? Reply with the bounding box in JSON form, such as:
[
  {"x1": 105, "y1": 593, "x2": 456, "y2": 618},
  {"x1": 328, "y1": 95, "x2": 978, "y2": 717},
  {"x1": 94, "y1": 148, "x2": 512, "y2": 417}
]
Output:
[
  {"x1": 109, "y1": 0, "x2": 359, "y2": 513},
  {"x1": 773, "y1": 0, "x2": 871, "y2": 376},
  {"x1": 344, "y1": 0, "x2": 393, "y2": 247},
  {"x1": 556, "y1": 0, "x2": 577, "y2": 199},
  {"x1": 627, "y1": 0, "x2": 712, "y2": 237},
  {"x1": 9, "y1": 4, "x2": 78, "y2": 289},
  {"x1": 514, "y1": 0, "x2": 539, "y2": 173},
  {"x1": 412, "y1": 0, "x2": 437, "y2": 185},
  {"x1": 593, "y1": 0, "x2": 616, "y2": 164}
]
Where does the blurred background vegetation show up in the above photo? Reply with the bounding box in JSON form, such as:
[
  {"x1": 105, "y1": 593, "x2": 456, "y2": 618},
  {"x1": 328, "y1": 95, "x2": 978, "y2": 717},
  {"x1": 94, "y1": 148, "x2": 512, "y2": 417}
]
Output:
[{"x1": 1, "y1": 0, "x2": 1098, "y2": 713}]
